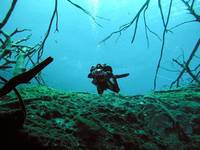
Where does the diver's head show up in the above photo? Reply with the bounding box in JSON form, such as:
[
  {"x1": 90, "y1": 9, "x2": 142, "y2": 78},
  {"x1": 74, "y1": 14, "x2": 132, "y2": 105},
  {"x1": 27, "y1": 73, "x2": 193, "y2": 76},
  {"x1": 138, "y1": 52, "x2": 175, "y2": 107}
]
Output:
[{"x1": 96, "y1": 64, "x2": 102, "y2": 69}]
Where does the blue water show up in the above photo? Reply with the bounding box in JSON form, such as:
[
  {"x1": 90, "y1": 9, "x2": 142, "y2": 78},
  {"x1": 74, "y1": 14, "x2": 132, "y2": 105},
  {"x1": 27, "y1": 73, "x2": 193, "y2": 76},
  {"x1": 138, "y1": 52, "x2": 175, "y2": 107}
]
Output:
[{"x1": 0, "y1": 0, "x2": 200, "y2": 95}]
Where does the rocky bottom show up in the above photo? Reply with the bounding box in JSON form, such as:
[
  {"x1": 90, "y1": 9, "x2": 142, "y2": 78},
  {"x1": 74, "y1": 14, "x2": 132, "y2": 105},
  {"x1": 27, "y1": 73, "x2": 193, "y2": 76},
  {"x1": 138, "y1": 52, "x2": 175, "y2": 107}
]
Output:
[{"x1": 0, "y1": 85, "x2": 200, "y2": 150}]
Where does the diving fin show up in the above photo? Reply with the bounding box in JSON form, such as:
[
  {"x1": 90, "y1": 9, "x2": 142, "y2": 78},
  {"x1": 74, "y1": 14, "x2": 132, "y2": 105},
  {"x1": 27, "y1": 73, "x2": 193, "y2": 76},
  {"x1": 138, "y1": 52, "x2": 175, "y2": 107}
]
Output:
[{"x1": 114, "y1": 73, "x2": 130, "y2": 79}]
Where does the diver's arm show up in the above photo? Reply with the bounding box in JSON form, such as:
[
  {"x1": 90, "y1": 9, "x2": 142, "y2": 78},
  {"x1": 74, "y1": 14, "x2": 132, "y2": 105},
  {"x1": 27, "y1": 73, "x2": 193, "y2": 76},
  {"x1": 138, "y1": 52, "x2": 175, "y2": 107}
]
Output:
[
  {"x1": 104, "y1": 71, "x2": 113, "y2": 79},
  {"x1": 88, "y1": 73, "x2": 93, "y2": 78}
]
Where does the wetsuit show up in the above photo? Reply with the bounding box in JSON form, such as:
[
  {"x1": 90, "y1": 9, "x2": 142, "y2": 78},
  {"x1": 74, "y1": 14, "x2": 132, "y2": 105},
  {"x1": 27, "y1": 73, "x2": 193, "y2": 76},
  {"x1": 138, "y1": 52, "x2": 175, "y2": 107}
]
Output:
[{"x1": 88, "y1": 64, "x2": 120, "y2": 94}]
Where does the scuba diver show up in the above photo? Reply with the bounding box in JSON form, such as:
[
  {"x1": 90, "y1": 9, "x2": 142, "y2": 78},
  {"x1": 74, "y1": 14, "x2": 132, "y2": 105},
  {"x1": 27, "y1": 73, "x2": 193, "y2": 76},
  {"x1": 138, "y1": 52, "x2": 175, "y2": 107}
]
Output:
[{"x1": 88, "y1": 64, "x2": 129, "y2": 95}]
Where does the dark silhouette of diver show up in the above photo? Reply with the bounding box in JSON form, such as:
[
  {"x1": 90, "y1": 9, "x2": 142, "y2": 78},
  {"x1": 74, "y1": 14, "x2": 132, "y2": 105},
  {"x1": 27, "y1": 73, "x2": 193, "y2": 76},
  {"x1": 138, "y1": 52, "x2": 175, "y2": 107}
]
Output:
[{"x1": 88, "y1": 64, "x2": 129, "y2": 95}]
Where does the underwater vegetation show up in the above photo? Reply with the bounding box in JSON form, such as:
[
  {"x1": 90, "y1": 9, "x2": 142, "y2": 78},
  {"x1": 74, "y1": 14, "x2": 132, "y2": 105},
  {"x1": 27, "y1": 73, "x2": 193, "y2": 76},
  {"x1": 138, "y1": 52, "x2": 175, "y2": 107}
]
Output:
[{"x1": 0, "y1": 0, "x2": 200, "y2": 149}]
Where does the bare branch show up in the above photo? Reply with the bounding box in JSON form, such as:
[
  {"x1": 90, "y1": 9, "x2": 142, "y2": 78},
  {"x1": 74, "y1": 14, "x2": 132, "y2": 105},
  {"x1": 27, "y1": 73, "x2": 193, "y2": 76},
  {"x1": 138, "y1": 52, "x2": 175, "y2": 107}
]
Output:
[
  {"x1": 131, "y1": 16, "x2": 139, "y2": 43},
  {"x1": 0, "y1": 75, "x2": 26, "y2": 116},
  {"x1": 153, "y1": 0, "x2": 173, "y2": 90},
  {"x1": 170, "y1": 38, "x2": 200, "y2": 88},
  {"x1": 0, "y1": 28, "x2": 30, "y2": 46},
  {"x1": 0, "y1": 0, "x2": 17, "y2": 29},
  {"x1": 99, "y1": 0, "x2": 150, "y2": 44},
  {"x1": 96, "y1": 16, "x2": 110, "y2": 21},
  {"x1": 66, "y1": 0, "x2": 102, "y2": 27},
  {"x1": 173, "y1": 59, "x2": 200, "y2": 85},
  {"x1": 143, "y1": 3, "x2": 161, "y2": 47},
  {"x1": 143, "y1": 6, "x2": 150, "y2": 48},
  {"x1": 158, "y1": 0, "x2": 166, "y2": 26},
  {"x1": 55, "y1": 8, "x2": 59, "y2": 32},
  {"x1": 0, "y1": 39, "x2": 4, "y2": 44},
  {"x1": 169, "y1": 20, "x2": 196, "y2": 31},
  {"x1": 0, "y1": 57, "x2": 53, "y2": 97},
  {"x1": 194, "y1": 64, "x2": 200, "y2": 71},
  {"x1": 0, "y1": 50, "x2": 11, "y2": 60},
  {"x1": 160, "y1": 66, "x2": 180, "y2": 72},
  {"x1": 37, "y1": 0, "x2": 58, "y2": 61},
  {"x1": 191, "y1": 0, "x2": 195, "y2": 8},
  {"x1": 10, "y1": 28, "x2": 31, "y2": 37},
  {"x1": 0, "y1": 65, "x2": 12, "y2": 69},
  {"x1": 15, "y1": 34, "x2": 32, "y2": 44},
  {"x1": 195, "y1": 70, "x2": 200, "y2": 80},
  {"x1": 180, "y1": 0, "x2": 200, "y2": 22}
]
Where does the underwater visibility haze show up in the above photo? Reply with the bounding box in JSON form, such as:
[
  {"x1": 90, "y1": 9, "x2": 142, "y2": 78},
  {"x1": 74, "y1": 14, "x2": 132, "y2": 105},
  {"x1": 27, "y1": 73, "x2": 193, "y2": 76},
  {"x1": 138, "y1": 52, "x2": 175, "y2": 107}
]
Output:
[{"x1": 0, "y1": 0, "x2": 200, "y2": 149}]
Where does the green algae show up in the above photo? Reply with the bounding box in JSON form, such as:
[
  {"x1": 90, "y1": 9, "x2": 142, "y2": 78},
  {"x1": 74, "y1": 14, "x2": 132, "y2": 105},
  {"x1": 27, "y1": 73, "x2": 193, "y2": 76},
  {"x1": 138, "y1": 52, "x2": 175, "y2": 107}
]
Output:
[{"x1": 0, "y1": 85, "x2": 200, "y2": 149}]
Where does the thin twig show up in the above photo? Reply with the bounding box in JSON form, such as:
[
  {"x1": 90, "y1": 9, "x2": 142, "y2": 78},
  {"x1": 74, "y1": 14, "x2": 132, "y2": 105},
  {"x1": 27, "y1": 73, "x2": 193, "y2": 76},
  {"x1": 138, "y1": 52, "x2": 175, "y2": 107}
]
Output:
[
  {"x1": 180, "y1": 0, "x2": 200, "y2": 21},
  {"x1": 66, "y1": 0, "x2": 102, "y2": 27},
  {"x1": 170, "y1": 38, "x2": 200, "y2": 88},
  {"x1": 160, "y1": 66, "x2": 180, "y2": 72},
  {"x1": 158, "y1": 0, "x2": 166, "y2": 26},
  {"x1": 194, "y1": 64, "x2": 200, "y2": 71},
  {"x1": 10, "y1": 28, "x2": 30, "y2": 37},
  {"x1": 37, "y1": 0, "x2": 58, "y2": 62},
  {"x1": 153, "y1": 0, "x2": 173, "y2": 90},
  {"x1": 99, "y1": 0, "x2": 150, "y2": 44},
  {"x1": 143, "y1": 2, "x2": 161, "y2": 47},
  {"x1": 143, "y1": 6, "x2": 150, "y2": 48},
  {"x1": 169, "y1": 20, "x2": 196, "y2": 31},
  {"x1": 173, "y1": 59, "x2": 200, "y2": 84}
]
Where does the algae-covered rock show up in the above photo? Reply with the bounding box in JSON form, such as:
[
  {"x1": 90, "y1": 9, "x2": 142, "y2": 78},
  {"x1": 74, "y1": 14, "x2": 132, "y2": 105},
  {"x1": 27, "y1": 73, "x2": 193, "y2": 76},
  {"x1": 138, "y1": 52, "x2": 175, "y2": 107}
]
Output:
[{"x1": 0, "y1": 85, "x2": 200, "y2": 149}]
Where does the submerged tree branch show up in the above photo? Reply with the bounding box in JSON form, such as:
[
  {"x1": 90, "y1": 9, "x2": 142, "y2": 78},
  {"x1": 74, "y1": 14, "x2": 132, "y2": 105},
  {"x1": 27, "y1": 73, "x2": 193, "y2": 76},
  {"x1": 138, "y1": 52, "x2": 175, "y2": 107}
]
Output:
[
  {"x1": 98, "y1": 0, "x2": 199, "y2": 89},
  {"x1": 171, "y1": 0, "x2": 200, "y2": 33},
  {"x1": 170, "y1": 38, "x2": 200, "y2": 88},
  {"x1": 99, "y1": 0, "x2": 150, "y2": 45},
  {"x1": 143, "y1": 5, "x2": 162, "y2": 47},
  {"x1": 66, "y1": 0, "x2": 102, "y2": 27},
  {"x1": 173, "y1": 59, "x2": 200, "y2": 85},
  {"x1": 143, "y1": 2, "x2": 162, "y2": 47},
  {"x1": 37, "y1": 0, "x2": 58, "y2": 62},
  {"x1": 180, "y1": 0, "x2": 200, "y2": 22},
  {"x1": 0, "y1": 76, "x2": 26, "y2": 116},
  {"x1": 169, "y1": 20, "x2": 196, "y2": 31},
  {"x1": 0, "y1": 57, "x2": 53, "y2": 97},
  {"x1": 0, "y1": 0, "x2": 17, "y2": 29},
  {"x1": 153, "y1": 0, "x2": 173, "y2": 90}
]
